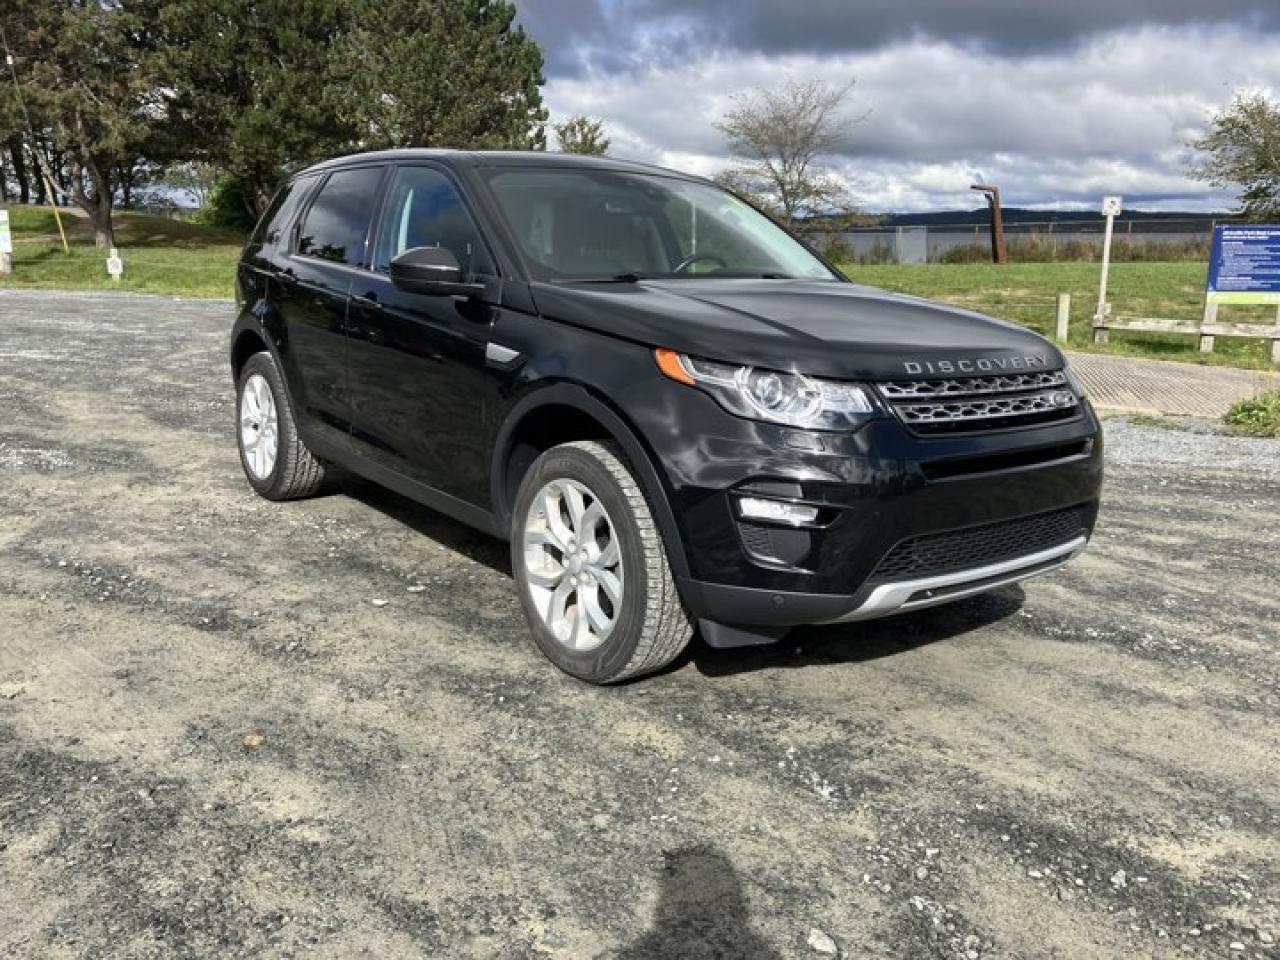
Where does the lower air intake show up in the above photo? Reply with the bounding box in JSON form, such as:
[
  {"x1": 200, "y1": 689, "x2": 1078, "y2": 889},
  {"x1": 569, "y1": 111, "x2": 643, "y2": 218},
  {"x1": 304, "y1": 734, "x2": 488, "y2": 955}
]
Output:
[{"x1": 872, "y1": 506, "x2": 1090, "y2": 580}]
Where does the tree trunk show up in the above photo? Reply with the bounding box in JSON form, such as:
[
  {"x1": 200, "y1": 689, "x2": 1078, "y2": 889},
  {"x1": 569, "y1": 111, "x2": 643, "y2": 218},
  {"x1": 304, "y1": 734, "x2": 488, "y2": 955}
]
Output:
[
  {"x1": 71, "y1": 155, "x2": 117, "y2": 250},
  {"x1": 8, "y1": 138, "x2": 30, "y2": 204},
  {"x1": 91, "y1": 203, "x2": 116, "y2": 249}
]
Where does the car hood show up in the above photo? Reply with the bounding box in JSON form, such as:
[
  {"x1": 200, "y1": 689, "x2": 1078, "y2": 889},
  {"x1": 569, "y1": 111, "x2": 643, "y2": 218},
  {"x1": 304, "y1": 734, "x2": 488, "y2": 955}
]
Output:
[{"x1": 529, "y1": 279, "x2": 1064, "y2": 381}]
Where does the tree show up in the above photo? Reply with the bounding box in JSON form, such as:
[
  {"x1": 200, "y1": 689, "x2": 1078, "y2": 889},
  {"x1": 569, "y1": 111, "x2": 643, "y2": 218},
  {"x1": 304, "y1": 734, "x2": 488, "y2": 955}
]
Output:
[
  {"x1": 337, "y1": 0, "x2": 546, "y2": 152},
  {"x1": 714, "y1": 79, "x2": 863, "y2": 226},
  {"x1": 157, "y1": 0, "x2": 547, "y2": 218},
  {"x1": 154, "y1": 0, "x2": 356, "y2": 218},
  {"x1": 2, "y1": 0, "x2": 162, "y2": 247},
  {"x1": 1189, "y1": 91, "x2": 1280, "y2": 221},
  {"x1": 554, "y1": 116, "x2": 609, "y2": 155}
]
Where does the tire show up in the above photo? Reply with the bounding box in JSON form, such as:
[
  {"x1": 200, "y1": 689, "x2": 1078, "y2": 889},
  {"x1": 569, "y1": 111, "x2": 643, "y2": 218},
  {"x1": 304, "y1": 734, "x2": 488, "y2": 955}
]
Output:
[
  {"x1": 511, "y1": 440, "x2": 693, "y2": 683},
  {"x1": 235, "y1": 351, "x2": 326, "y2": 501}
]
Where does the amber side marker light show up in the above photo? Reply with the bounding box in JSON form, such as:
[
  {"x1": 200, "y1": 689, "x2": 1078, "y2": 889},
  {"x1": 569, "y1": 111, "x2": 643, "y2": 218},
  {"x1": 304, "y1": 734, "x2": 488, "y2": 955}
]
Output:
[{"x1": 654, "y1": 348, "x2": 696, "y2": 385}]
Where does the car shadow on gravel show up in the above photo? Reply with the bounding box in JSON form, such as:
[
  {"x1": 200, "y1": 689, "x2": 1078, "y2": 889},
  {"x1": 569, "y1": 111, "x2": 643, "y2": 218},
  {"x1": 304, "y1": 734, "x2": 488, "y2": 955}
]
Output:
[
  {"x1": 684, "y1": 588, "x2": 1026, "y2": 679},
  {"x1": 338, "y1": 473, "x2": 512, "y2": 575}
]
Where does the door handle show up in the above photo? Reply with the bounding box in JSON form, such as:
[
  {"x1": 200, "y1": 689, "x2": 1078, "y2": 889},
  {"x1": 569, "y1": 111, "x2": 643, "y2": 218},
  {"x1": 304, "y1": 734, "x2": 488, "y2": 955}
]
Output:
[{"x1": 352, "y1": 291, "x2": 383, "y2": 311}]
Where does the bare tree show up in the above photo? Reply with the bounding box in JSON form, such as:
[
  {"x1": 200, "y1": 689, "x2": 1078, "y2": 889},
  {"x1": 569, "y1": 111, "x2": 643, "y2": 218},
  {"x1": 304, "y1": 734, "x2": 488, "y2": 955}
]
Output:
[
  {"x1": 714, "y1": 79, "x2": 863, "y2": 226},
  {"x1": 1188, "y1": 91, "x2": 1280, "y2": 221},
  {"x1": 554, "y1": 115, "x2": 610, "y2": 156}
]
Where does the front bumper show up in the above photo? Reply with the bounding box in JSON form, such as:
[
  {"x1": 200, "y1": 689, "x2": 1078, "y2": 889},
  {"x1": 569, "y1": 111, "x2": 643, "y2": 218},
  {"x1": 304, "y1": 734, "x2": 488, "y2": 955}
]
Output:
[
  {"x1": 677, "y1": 532, "x2": 1087, "y2": 632},
  {"x1": 621, "y1": 382, "x2": 1104, "y2": 630}
]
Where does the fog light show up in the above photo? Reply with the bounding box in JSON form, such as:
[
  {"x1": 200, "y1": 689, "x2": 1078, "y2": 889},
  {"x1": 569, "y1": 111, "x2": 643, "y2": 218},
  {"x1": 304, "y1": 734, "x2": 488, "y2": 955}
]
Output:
[{"x1": 737, "y1": 497, "x2": 819, "y2": 525}]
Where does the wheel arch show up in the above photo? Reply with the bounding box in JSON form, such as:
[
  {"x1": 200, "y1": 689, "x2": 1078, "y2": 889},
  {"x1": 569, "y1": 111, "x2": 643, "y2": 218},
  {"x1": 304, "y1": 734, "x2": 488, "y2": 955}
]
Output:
[
  {"x1": 491, "y1": 384, "x2": 691, "y2": 579},
  {"x1": 230, "y1": 324, "x2": 269, "y2": 382}
]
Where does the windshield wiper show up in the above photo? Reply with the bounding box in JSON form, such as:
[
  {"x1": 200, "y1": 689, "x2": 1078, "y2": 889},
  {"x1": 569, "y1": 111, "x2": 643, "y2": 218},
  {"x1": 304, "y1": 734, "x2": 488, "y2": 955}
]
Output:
[{"x1": 557, "y1": 272, "x2": 651, "y2": 284}]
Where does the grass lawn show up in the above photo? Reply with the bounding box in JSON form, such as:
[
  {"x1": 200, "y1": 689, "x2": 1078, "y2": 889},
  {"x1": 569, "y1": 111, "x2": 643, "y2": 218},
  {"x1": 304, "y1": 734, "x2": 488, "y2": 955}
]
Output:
[
  {"x1": 1, "y1": 204, "x2": 241, "y2": 300},
  {"x1": 2, "y1": 204, "x2": 1276, "y2": 369},
  {"x1": 843, "y1": 261, "x2": 1279, "y2": 370}
]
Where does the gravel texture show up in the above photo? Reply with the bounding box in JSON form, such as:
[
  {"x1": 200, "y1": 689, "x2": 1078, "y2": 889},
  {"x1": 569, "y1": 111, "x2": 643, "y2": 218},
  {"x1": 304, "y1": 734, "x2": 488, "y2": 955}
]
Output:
[{"x1": 1, "y1": 290, "x2": 1277, "y2": 959}]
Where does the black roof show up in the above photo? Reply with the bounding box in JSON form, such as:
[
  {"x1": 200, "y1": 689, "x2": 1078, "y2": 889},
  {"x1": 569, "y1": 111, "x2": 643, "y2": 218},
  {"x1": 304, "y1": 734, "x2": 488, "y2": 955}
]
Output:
[{"x1": 299, "y1": 149, "x2": 703, "y2": 182}]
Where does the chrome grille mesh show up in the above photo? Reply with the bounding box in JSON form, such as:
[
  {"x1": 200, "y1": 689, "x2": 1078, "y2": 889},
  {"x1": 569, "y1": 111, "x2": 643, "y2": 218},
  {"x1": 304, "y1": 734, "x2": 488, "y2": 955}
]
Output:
[
  {"x1": 878, "y1": 370, "x2": 1080, "y2": 433},
  {"x1": 880, "y1": 371, "x2": 1068, "y2": 398}
]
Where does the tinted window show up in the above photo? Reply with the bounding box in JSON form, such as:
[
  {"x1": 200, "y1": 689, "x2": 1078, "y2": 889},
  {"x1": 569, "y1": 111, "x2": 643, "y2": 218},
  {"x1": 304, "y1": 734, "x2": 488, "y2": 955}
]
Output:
[
  {"x1": 250, "y1": 174, "x2": 317, "y2": 248},
  {"x1": 373, "y1": 166, "x2": 492, "y2": 278},
  {"x1": 297, "y1": 167, "x2": 384, "y2": 265}
]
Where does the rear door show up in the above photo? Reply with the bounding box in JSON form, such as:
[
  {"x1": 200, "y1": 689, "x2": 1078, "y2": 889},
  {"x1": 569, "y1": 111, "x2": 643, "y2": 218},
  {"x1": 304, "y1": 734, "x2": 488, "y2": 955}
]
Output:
[
  {"x1": 345, "y1": 163, "x2": 503, "y2": 504},
  {"x1": 278, "y1": 164, "x2": 387, "y2": 451}
]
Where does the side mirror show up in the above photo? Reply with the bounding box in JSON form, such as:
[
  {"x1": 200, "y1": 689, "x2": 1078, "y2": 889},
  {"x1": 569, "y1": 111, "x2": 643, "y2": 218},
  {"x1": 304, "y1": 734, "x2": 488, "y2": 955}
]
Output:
[{"x1": 389, "y1": 246, "x2": 484, "y2": 297}]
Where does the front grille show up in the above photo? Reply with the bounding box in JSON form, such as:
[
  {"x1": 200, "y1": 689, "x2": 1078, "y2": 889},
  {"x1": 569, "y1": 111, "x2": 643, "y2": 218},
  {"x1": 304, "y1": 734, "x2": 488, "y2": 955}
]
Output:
[
  {"x1": 878, "y1": 371, "x2": 1080, "y2": 434},
  {"x1": 872, "y1": 506, "x2": 1089, "y2": 580}
]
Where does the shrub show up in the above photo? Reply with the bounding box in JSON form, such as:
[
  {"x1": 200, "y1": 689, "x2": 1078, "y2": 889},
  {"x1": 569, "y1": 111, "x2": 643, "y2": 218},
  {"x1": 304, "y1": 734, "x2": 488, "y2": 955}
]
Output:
[
  {"x1": 1224, "y1": 391, "x2": 1280, "y2": 437},
  {"x1": 938, "y1": 236, "x2": 1212, "y2": 264},
  {"x1": 818, "y1": 233, "x2": 853, "y2": 264},
  {"x1": 192, "y1": 175, "x2": 258, "y2": 232}
]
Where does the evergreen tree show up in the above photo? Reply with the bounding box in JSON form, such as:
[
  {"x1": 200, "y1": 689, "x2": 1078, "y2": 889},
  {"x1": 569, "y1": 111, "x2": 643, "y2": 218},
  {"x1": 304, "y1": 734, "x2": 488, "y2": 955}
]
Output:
[
  {"x1": 338, "y1": 0, "x2": 546, "y2": 152},
  {"x1": 154, "y1": 0, "x2": 356, "y2": 216}
]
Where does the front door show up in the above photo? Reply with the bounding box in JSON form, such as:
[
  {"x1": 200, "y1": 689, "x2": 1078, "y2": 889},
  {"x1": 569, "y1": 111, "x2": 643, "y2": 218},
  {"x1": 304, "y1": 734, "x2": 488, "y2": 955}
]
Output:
[{"x1": 345, "y1": 164, "x2": 504, "y2": 507}]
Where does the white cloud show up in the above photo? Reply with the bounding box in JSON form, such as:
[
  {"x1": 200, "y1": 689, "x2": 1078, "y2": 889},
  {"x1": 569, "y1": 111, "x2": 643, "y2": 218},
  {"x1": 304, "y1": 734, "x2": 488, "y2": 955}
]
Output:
[{"x1": 544, "y1": 26, "x2": 1280, "y2": 211}]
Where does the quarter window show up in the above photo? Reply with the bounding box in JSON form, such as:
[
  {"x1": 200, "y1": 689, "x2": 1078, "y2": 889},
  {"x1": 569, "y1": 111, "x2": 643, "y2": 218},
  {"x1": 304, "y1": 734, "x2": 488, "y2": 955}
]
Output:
[
  {"x1": 373, "y1": 166, "x2": 491, "y2": 277},
  {"x1": 251, "y1": 174, "x2": 317, "y2": 248},
  {"x1": 296, "y1": 167, "x2": 384, "y2": 266}
]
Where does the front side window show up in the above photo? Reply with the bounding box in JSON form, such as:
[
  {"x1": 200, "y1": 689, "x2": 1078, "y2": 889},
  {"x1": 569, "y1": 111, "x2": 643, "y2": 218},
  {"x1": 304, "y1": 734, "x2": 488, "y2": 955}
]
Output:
[
  {"x1": 296, "y1": 166, "x2": 384, "y2": 266},
  {"x1": 483, "y1": 168, "x2": 837, "y2": 282},
  {"x1": 372, "y1": 166, "x2": 492, "y2": 278}
]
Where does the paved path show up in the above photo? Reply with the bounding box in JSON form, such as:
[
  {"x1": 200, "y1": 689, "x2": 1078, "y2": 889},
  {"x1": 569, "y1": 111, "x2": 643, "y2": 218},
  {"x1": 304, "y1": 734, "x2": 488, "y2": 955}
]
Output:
[{"x1": 1066, "y1": 350, "x2": 1279, "y2": 416}]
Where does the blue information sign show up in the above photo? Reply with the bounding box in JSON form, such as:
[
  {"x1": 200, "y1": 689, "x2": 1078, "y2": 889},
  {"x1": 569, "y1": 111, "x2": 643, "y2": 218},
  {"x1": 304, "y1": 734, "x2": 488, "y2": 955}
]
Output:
[{"x1": 1206, "y1": 225, "x2": 1280, "y2": 304}]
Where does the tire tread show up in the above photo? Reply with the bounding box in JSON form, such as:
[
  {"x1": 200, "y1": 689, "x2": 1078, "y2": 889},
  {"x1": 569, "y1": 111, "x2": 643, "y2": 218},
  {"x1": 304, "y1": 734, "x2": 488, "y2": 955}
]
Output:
[
  {"x1": 560, "y1": 440, "x2": 692, "y2": 682},
  {"x1": 239, "y1": 352, "x2": 326, "y2": 500}
]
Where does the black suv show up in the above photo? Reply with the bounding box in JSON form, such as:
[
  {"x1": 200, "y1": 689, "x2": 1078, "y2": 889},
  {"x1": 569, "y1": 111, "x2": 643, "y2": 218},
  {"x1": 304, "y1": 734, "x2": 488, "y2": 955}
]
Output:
[{"x1": 232, "y1": 150, "x2": 1102, "y2": 682}]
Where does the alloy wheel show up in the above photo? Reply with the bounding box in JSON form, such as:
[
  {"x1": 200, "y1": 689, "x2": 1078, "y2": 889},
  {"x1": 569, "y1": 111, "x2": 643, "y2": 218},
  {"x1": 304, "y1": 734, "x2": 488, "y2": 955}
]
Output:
[{"x1": 522, "y1": 478, "x2": 624, "y2": 652}]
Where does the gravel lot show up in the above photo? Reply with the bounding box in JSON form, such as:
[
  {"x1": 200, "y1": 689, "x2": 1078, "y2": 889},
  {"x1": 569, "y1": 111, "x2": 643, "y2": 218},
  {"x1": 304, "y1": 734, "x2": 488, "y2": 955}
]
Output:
[{"x1": 1, "y1": 290, "x2": 1277, "y2": 959}]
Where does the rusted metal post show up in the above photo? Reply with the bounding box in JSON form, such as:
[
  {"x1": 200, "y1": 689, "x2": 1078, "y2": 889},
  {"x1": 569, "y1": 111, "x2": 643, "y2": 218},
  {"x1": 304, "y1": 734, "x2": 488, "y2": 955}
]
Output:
[{"x1": 970, "y1": 184, "x2": 1007, "y2": 264}]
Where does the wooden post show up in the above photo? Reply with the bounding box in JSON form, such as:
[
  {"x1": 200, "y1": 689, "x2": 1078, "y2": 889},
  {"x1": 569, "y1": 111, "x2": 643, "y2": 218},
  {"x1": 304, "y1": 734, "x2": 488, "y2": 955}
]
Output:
[
  {"x1": 1055, "y1": 293, "x2": 1071, "y2": 343},
  {"x1": 1273, "y1": 305, "x2": 1280, "y2": 365},
  {"x1": 1199, "y1": 301, "x2": 1218, "y2": 353},
  {"x1": 1096, "y1": 213, "x2": 1115, "y2": 319},
  {"x1": 0, "y1": 206, "x2": 11, "y2": 275}
]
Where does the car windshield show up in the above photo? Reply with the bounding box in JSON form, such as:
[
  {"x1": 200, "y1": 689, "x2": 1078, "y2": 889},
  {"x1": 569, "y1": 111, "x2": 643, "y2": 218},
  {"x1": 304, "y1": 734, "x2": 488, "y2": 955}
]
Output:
[{"x1": 483, "y1": 168, "x2": 839, "y2": 283}]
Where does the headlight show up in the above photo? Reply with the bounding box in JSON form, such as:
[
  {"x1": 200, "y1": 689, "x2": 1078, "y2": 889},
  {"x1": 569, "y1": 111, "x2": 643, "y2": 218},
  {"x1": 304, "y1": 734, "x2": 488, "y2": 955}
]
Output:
[{"x1": 655, "y1": 349, "x2": 876, "y2": 431}]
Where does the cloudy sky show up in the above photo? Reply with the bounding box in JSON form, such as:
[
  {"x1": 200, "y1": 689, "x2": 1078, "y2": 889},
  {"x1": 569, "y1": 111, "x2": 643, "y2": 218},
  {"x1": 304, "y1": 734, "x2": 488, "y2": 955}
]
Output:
[{"x1": 517, "y1": 1, "x2": 1280, "y2": 213}]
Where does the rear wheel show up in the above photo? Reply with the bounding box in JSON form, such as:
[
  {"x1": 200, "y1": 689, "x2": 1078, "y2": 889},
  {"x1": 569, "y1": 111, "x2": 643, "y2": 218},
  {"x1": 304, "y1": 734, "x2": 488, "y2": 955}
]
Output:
[
  {"x1": 512, "y1": 441, "x2": 692, "y2": 683},
  {"x1": 236, "y1": 352, "x2": 326, "y2": 500}
]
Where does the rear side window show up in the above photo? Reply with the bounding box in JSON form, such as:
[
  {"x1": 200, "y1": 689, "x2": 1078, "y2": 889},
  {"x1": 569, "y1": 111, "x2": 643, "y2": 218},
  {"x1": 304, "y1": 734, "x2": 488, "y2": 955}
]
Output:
[
  {"x1": 372, "y1": 166, "x2": 493, "y2": 278},
  {"x1": 297, "y1": 166, "x2": 385, "y2": 266}
]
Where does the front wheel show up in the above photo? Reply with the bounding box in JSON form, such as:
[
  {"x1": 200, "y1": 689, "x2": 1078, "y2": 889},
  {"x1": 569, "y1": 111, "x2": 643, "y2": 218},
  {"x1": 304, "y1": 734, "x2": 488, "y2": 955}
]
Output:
[{"x1": 511, "y1": 441, "x2": 693, "y2": 683}]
